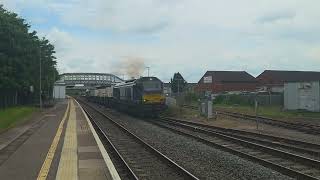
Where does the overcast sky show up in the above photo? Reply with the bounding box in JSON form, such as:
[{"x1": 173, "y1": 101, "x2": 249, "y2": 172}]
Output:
[{"x1": 1, "y1": 0, "x2": 320, "y2": 82}]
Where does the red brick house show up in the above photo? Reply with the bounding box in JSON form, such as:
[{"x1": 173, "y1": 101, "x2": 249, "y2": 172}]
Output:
[
  {"x1": 256, "y1": 70, "x2": 320, "y2": 92},
  {"x1": 196, "y1": 71, "x2": 257, "y2": 94}
]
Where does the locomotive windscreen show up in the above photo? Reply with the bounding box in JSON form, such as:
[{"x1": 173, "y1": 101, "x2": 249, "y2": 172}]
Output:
[{"x1": 143, "y1": 80, "x2": 161, "y2": 91}]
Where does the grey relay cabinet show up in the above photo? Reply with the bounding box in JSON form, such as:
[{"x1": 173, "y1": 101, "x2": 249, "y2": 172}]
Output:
[{"x1": 284, "y1": 81, "x2": 320, "y2": 112}]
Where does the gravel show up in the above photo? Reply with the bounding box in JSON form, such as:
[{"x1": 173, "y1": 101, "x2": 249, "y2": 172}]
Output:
[
  {"x1": 198, "y1": 113, "x2": 320, "y2": 145},
  {"x1": 99, "y1": 106, "x2": 293, "y2": 180}
]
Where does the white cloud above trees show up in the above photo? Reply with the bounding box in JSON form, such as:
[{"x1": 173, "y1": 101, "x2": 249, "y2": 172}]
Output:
[{"x1": 1, "y1": 0, "x2": 320, "y2": 81}]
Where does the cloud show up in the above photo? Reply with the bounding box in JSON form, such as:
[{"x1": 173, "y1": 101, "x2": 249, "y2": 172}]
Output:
[
  {"x1": 307, "y1": 47, "x2": 320, "y2": 62},
  {"x1": 257, "y1": 10, "x2": 296, "y2": 24},
  {"x1": 47, "y1": 0, "x2": 172, "y2": 33},
  {"x1": 2, "y1": 0, "x2": 320, "y2": 82},
  {"x1": 133, "y1": 22, "x2": 169, "y2": 34},
  {"x1": 46, "y1": 27, "x2": 75, "y2": 54},
  {"x1": 44, "y1": 27, "x2": 147, "y2": 77}
]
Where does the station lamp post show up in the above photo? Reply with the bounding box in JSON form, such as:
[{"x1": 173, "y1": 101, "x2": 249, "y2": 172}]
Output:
[
  {"x1": 39, "y1": 46, "x2": 42, "y2": 110},
  {"x1": 39, "y1": 35, "x2": 48, "y2": 110}
]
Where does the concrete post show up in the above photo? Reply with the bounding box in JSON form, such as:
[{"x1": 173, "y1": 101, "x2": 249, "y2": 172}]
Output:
[
  {"x1": 255, "y1": 99, "x2": 259, "y2": 130},
  {"x1": 207, "y1": 100, "x2": 212, "y2": 119}
]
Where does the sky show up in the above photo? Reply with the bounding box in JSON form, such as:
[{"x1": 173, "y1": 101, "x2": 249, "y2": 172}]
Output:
[{"x1": 1, "y1": 0, "x2": 320, "y2": 82}]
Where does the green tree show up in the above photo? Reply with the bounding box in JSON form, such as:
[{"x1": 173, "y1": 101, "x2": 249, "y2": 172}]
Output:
[
  {"x1": 0, "y1": 5, "x2": 58, "y2": 103},
  {"x1": 170, "y1": 72, "x2": 187, "y2": 94}
]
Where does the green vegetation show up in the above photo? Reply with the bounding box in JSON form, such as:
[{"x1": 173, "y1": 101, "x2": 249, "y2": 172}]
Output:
[
  {"x1": 215, "y1": 104, "x2": 320, "y2": 120},
  {"x1": 0, "y1": 106, "x2": 36, "y2": 131},
  {"x1": 184, "y1": 92, "x2": 200, "y2": 104},
  {"x1": 213, "y1": 94, "x2": 253, "y2": 106},
  {"x1": 0, "y1": 5, "x2": 58, "y2": 104},
  {"x1": 170, "y1": 72, "x2": 187, "y2": 93},
  {"x1": 161, "y1": 106, "x2": 200, "y2": 119},
  {"x1": 182, "y1": 94, "x2": 320, "y2": 120}
]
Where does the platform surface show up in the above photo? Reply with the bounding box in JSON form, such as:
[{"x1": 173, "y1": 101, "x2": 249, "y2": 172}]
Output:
[{"x1": 0, "y1": 98, "x2": 119, "y2": 180}]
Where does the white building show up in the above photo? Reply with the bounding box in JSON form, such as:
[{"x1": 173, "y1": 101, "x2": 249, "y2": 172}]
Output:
[
  {"x1": 284, "y1": 81, "x2": 320, "y2": 112},
  {"x1": 53, "y1": 81, "x2": 66, "y2": 99}
]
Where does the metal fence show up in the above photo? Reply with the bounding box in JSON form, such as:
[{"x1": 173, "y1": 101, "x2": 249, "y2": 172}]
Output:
[
  {"x1": 255, "y1": 94, "x2": 283, "y2": 106},
  {"x1": 215, "y1": 94, "x2": 283, "y2": 106},
  {"x1": 0, "y1": 89, "x2": 34, "y2": 109}
]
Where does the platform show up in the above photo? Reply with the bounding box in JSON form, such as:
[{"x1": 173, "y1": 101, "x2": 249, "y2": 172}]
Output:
[{"x1": 0, "y1": 98, "x2": 119, "y2": 180}]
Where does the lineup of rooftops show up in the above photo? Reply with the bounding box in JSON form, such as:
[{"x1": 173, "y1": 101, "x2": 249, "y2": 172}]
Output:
[
  {"x1": 195, "y1": 70, "x2": 320, "y2": 94},
  {"x1": 57, "y1": 71, "x2": 320, "y2": 94}
]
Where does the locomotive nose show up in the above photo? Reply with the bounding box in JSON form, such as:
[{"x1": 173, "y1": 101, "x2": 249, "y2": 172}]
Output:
[{"x1": 143, "y1": 94, "x2": 165, "y2": 104}]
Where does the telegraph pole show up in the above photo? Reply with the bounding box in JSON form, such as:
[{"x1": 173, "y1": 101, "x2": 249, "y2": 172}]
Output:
[
  {"x1": 146, "y1": 67, "x2": 150, "y2": 77},
  {"x1": 177, "y1": 79, "x2": 180, "y2": 97}
]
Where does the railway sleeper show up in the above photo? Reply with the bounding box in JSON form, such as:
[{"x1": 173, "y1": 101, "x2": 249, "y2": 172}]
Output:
[
  {"x1": 159, "y1": 118, "x2": 320, "y2": 168},
  {"x1": 152, "y1": 119, "x2": 320, "y2": 179},
  {"x1": 152, "y1": 120, "x2": 320, "y2": 180}
]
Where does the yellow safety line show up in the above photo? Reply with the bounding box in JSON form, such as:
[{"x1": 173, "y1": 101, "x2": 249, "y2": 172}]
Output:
[
  {"x1": 56, "y1": 99, "x2": 78, "y2": 180},
  {"x1": 37, "y1": 99, "x2": 70, "y2": 180}
]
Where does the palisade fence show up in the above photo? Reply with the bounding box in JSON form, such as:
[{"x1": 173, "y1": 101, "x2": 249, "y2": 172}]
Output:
[
  {"x1": 214, "y1": 94, "x2": 283, "y2": 106},
  {"x1": 0, "y1": 89, "x2": 34, "y2": 109}
]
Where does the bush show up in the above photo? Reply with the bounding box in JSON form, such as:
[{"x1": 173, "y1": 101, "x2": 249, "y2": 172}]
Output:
[{"x1": 213, "y1": 95, "x2": 225, "y2": 104}]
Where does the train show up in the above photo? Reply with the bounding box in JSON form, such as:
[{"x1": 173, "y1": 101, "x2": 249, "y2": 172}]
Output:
[{"x1": 87, "y1": 76, "x2": 167, "y2": 116}]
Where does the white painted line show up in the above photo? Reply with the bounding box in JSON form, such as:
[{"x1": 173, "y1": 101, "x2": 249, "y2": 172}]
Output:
[{"x1": 74, "y1": 99, "x2": 121, "y2": 180}]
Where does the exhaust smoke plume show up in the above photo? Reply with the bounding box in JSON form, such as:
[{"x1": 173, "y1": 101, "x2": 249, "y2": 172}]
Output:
[{"x1": 113, "y1": 56, "x2": 146, "y2": 79}]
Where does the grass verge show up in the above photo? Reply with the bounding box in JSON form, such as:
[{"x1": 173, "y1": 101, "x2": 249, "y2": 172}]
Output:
[
  {"x1": 161, "y1": 105, "x2": 206, "y2": 120},
  {"x1": 0, "y1": 106, "x2": 36, "y2": 131},
  {"x1": 215, "y1": 104, "x2": 320, "y2": 120}
]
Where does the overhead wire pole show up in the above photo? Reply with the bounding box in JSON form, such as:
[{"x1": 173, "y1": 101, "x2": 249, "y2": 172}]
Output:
[
  {"x1": 177, "y1": 78, "x2": 180, "y2": 97},
  {"x1": 39, "y1": 35, "x2": 48, "y2": 110},
  {"x1": 177, "y1": 77, "x2": 183, "y2": 115},
  {"x1": 146, "y1": 67, "x2": 150, "y2": 77}
]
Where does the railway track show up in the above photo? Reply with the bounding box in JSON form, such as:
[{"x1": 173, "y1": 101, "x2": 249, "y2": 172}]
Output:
[
  {"x1": 77, "y1": 99, "x2": 199, "y2": 180},
  {"x1": 150, "y1": 117, "x2": 320, "y2": 180},
  {"x1": 162, "y1": 117, "x2": 320, "y2": 158},
  {"x1": 182, "y1": 104, "x2": 320, "y2": 135},
  {"x1": 182, "y1": 105, "x2": 198, "y2": 110}
]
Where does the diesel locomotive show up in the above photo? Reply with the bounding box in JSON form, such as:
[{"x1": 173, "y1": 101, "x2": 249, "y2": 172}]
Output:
[{"x1": 88, "y1": 76, "x2": 167, "y2": 116}]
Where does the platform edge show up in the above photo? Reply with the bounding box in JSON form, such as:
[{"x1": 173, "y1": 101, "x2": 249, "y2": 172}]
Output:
[{"x1": 74, "y1": 98, "x2": 121, "y2": 180}]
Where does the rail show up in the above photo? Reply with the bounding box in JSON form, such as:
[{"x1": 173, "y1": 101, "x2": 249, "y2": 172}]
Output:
[
  {"x1": 149, "y1": 117, "x2": 320, "y2": 180},
  {"x1": 77, "y1": 98, "x2": 199, "y2": 180}
]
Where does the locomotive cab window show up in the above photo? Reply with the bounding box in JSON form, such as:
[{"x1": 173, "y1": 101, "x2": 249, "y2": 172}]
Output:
[{"x1": 143, "y1": 81, "x2": 161, "y2": 92}]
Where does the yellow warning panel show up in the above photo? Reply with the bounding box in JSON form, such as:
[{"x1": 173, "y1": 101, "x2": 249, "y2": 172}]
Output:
[{"x1": 56, "y1": 99, "x2": 78, "y2": 180}]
